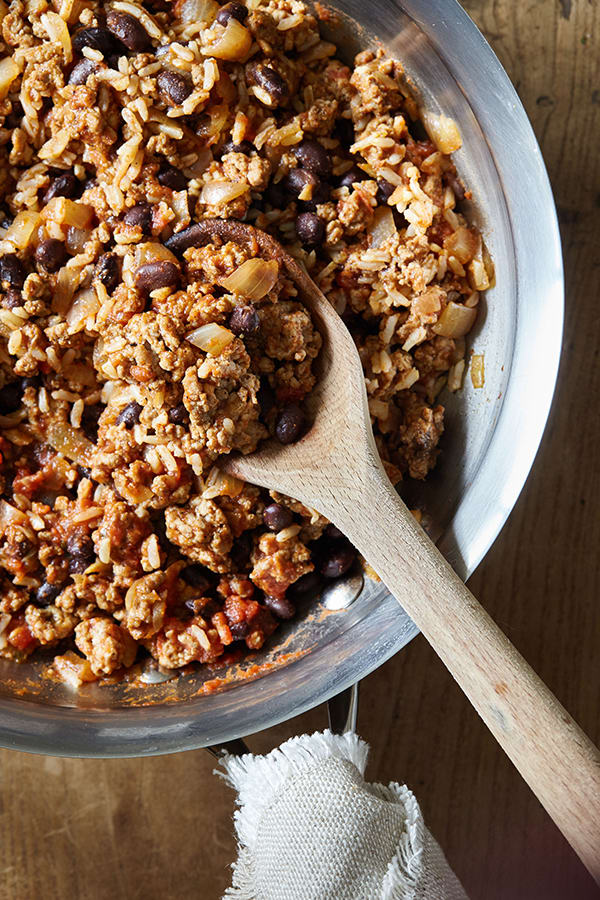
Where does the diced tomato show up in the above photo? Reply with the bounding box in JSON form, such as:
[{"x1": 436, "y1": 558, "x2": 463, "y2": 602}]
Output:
[{"x1": 9, "y1": 624, "x2": 36, "y2": 652}]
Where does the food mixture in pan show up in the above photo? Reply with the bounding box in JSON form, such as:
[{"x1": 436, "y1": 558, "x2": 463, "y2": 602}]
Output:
[{"x1": 0, "y1": 0, "x2": 491, "y2": 683}]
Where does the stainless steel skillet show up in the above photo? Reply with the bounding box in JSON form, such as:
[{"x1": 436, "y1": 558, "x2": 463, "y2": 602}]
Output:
[{"x1": 0, "y1": 0, "x2": 563, "y2": 759}]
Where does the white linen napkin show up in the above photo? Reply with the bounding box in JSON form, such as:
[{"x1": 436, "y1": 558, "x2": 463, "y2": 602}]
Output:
[{"x1": 219, "y1": 730, "x2": 469, "y2": 900}]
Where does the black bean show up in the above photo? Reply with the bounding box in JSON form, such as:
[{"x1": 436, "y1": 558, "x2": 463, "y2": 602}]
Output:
[
  {"x1": 376, "y1": 179, "x2": 396, "y2": 204},
  {"x1": 68, "y1": 59, "x2": 97, "y2": 85},
  {"x1": 247, "y1": 63, "x2": 288, "y2": 105},
  {"x1": 135, "y1": 260, "x2": 180, "y2": 293},
  {"x1": 181, "y1": 564, "x2": 211, "y2": 591},
  {"x1": 185, "y1": 597, "x2": 216, "y2": 617},
  {"x1": 229, "y1": 304, "x2": 259, "y2": 335},
  {"x1": 168, "y1": 403, "x2": 188, "y2": 425},
  {"x1": 229, "y1": 620, "x2": 250, "y2": 639},
  {"x1": 293, "y1": 139, "x2": 332, "y2": 178},
  {"x1": 81, "y1": 403, "x2": 102, "y2": 442},
  {"x1": 338, "y1": 165, "x2": 366, "y2": 189},
  {"x1": 106, "y1": 10, "x2": 152, "y2": 52},
  {"x1": 263, "y1": 594, "x2": 295, "y2": 620},
  {"x1": 288, "y1": 569, "x2": 323, "y2": 600},
  {"x1": 0, "y1": 381, "x2": 23, "y2": 414},
  {"x1": 67, "y1": 534, "x2": 95, "y2": 574},
  {"x1": 34, "y1": 581, "x2": 65, "y2": 607},
  {"x1": 164, "y1": 223, "x2": 205, "y2": 254},
  {"x1": 157, "y1": 164, "x2": 187, "y2": 191},
  {"x1": 263, "y1": 503, "x2": 294, "y2": 532},
  {"x1": 284, "y1": 167, "x2": 319, "y2": 198},
  {"x1": 4, "y1": 289, "x2": 23, "y2": 309},
  {"x1": 72, "y1": 26, "x2": 119, "y2": 56},
  {"x1": 216, "y1": 1, "x2": 248, "y2": 25},
  {"x1": 95, "y1": 252, "x2": 120, "y2": 292},
  {"x1": 0, "y1": 254, "x2": 25, "y2": 288},
  {"x1": 320, "y1": 542, "x2": 356, "y2": 578},
  {"x1": 35, "y1": 239, "x2": 67, "y2": 273},
  {"x1": 275, "y1": 404, "x2": 306, "y2": 444},
  {"x1": 20, "y1": 376, "x2": 40, "y2": 390},
  {"x1": 16, "y1": 538, "x2": 32, "y2": 559},
  {"x1": 157, "y1": 70, "x2": 192, "y2": 106},
  {"x1": 116, "y1": 401, "x2": 142, "y2": 428},
  {"x1": 42, "y1": 172, "x2": 78, "y2": 206},
  {"x1": 122, "y1": 202, "x2": 153, "y2": 233},
  {"x1": 192, "y1": 112, "x2": 213, "y2": 140},
  {"x1": 221, "y1": 139, "x2": 254, "y2": 156},
  {"x1": 325, "y1": 523, "x2": 344, "y2": 540},
  {"x1": 295, "y1": 212, "x2": 324, "y2": 248}
]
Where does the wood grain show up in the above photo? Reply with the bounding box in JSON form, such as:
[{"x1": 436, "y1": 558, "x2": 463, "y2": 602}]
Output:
[{"x1": 1, "y1": 2, "x2": 599, "y2": 898}]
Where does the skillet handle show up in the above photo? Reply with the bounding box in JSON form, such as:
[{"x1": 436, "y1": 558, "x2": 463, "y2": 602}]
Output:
[
  {"x1": 205, "y1": 736, "x2": 250, "y2": 759},
  {"x1": 327, "y1": 682, "x2": 359, "y2": 734},
  {"x1": 206, "y1": 682, "x2": 360, "y2": 758}
]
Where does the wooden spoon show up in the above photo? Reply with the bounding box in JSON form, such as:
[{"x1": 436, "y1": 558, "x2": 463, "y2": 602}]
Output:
[{"x1": 170, "y1": 219, "x2": 600, "y2": 882}]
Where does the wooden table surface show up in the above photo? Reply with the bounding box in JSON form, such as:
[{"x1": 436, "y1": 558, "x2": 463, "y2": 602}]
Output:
[{"x1": 1, "y1": 2, "x2": 599, "y2": 898}]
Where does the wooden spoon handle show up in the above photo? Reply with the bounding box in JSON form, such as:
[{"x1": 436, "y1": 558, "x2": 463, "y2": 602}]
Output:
[{"x1": 326, "y1": 462, "x2": 600, "y2": 883}]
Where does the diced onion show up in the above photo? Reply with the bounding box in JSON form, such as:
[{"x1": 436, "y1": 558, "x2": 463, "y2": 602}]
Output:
[
  {"x1": 179, "y1": 0, "x2": 218, "y2": 25},
  {"x1": 66, "y1": 226, "x2": 91, "y2": 255},
  {"x1": 5, "y1": 211, "x2": 40, "y2": 249},
  {"x1": 52, "y1": 651, "x2": 97, "y2": 688},
  {"x1": 0, "y1": 613, "x2": 11, "y2": 648},
  {"x1": 209, "y1": 18, "x2": 252, "y2": 61},
  {"x1": 170, "y1": 190, "x2": 189, "y2": 226},
  {"x1": 42, "y1": 197, "x2": 94, "y2": 229},
  {"x1": 368, "y1": 206, "x2": 396, "y2": 248},
  {"x1": 444, "y1": 226, "x2": 478, "y2": 264},
  {"x1": 187, "y1": 147, "x2": 213, "y2": 176},
  {"x1": 0, "y1": 56, "x2": 19, "y2": 100},
  {"x1": 133, "y1": 242, "x2": 178, "y2": 268},
  {"x1": 469, "y1": 240, "x2": 495, "y2": 292},
  {"x1": 202, "y1": 466, "x2": 244, "y2": 499},
  {"x1": 433, "y1": 301, "x2": 477, "y2": 338},
  {"x1": 47, "y1": 419, "x2": 95, "y2": 464},
  {"x1": 447, "y1": 359, "x2": 466, "y2": 392},
  {"x1": 199, "y1": 180, "x2": 249, "y2": 205},
  {"x1": 186, "y1": 322, "x2": 235, "y2": 355},
  {"x1": 214, "y1": 69, "x2": 237, "y2": 103},
  {"x1": 368, "y1": 398, "x2": 389, "y2": 420},
  {"x1": 194, "y1": 104, "x2": 229, "y2": 146},
  {"x1": 470, "y1": 354, "x2": 485, "y2": 388},
  {"x1": 423, "y1": 110, "x2": 462, "y2": 154},
  {"x1": 41, "y1": 12, "x2": 72, "y2": 62},
  {"x1": 66, "y1": 287, "x2": 99, "y2": 332},
  {"x1": 221, "y1": 258, "x2": 278, "y2": 300},
  {"x1": 412, "y1": 288, "x2": 442, "y2": 317},
  {"x1": 0, "y1": 499, "x2": 27, "y2": 536}
]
